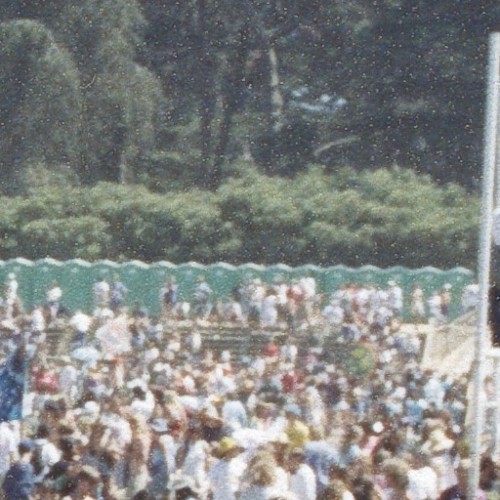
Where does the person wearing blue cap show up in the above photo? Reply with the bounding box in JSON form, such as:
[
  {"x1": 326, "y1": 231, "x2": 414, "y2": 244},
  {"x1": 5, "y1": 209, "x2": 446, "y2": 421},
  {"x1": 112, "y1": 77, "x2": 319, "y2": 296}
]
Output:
[{"x1": 2, "y1": 439, "x2": 36, "y2": 500}]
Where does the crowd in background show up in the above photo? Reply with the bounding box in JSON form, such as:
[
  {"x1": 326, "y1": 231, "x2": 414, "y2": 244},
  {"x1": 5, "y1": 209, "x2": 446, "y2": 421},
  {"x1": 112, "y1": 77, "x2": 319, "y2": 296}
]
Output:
[{"x1": 0, "y1": 272, "x2": 496, "y2": 500}]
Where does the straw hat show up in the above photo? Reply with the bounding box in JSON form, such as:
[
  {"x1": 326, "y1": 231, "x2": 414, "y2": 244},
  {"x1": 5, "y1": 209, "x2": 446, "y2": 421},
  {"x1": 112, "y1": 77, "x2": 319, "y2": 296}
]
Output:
[{"x1": 216, "y1": 436, "x2": 243, "y2": 457}]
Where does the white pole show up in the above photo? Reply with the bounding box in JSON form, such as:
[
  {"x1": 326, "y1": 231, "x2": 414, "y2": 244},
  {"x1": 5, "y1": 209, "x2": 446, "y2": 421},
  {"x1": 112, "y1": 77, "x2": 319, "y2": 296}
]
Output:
[
  {"x1": 469, "y1": 32, "x2": 500, "y2": 499},
  {"x1": 492, "y1": 352, "x2": 500, "y2": 460}
]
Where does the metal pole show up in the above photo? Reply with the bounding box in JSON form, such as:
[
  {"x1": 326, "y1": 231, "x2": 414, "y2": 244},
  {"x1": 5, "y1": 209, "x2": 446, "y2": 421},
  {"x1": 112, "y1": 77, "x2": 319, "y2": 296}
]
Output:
[
  {"x1": 492, "y1": 352, "x2": 500, "y2": 460},
  {"x1": 469, "y1": 32, "x2": 500, "y2": 499}
]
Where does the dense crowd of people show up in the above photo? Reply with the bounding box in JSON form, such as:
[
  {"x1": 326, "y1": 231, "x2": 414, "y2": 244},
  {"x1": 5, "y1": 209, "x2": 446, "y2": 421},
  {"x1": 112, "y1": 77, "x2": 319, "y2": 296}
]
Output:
[{"x1": 0, "y1": 273, "x2": 496, "y2": 500}]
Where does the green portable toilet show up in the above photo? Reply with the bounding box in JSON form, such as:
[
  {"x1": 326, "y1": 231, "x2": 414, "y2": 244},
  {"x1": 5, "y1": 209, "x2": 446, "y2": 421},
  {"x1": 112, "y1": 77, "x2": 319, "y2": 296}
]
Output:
[
  {"x1": 32, "y1": 258, "x2": 65, "y2": 308},
  {"x1": 120, "y1": 260, "x2": 157, "y2": 316},
  {"x1": 238, "y1": 263, "x2": 266, "y2": 286},
  {"x1": 353, "y1": 265, "x2": 382, "y2": 287},
  {"x1": 320, "y1": 265, "x2": 349, "y2": 298},
  {"x1": 59, "y1": 259, "x2": 94, "y2": 313},
  {"x1": 266, "y1": 263, "x2": 293, "y2": 287},
  {"x1": 207, "y1": 263, "x2": 238, "y2": 301}
]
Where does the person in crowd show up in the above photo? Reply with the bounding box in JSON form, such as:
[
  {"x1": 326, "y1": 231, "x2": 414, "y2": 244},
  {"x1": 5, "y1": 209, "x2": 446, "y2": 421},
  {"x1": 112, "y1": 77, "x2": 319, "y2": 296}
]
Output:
[
  {"x1": 208, "y1": 437, "x2": 247, "y2": 500},
  {"x1": 0, "y1": 274, "x2": 490, "y2": 499},
  {"x1": 2, "y1": 439, "x2": 36, "y2": 500},
  {"x1": 287, "y1": 447, "x2": 317, "y2": 500}
]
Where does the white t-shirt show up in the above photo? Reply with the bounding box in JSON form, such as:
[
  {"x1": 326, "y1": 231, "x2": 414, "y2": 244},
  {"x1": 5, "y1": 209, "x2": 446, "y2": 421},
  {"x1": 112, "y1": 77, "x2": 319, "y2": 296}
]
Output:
[
  {"x1": 408, "y1": 466, "x2": 438, "y2": 500},
  {"x1": 289, "y1": 463, "x2": 317, "y2": 500},
  {"x1": 209, "y1": 456, "x2": 247, "y2": 500}
]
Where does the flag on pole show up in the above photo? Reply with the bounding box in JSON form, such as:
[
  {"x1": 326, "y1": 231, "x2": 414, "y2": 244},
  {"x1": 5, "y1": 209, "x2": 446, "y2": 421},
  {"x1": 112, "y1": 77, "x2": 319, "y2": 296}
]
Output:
[{"x1": 0, "y1": 346, "x2": 28, "y2": 422}]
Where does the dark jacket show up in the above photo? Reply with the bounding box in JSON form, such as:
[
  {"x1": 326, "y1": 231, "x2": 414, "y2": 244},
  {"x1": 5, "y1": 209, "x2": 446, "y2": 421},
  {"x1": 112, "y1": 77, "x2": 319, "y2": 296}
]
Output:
[{"x1": 3, "y1": 461, "x2": 35, "y2": 500}]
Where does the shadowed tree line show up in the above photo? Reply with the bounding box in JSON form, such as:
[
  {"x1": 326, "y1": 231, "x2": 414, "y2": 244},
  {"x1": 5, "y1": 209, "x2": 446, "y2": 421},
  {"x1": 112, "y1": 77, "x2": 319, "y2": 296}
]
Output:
[{"x1": 0, "y1": 1, "x2": 493, "y2": 265}]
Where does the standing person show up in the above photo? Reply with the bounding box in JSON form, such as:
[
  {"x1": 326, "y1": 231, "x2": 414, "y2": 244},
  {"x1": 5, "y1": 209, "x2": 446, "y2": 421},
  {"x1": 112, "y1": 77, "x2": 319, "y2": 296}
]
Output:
[
  {"x1": 110, "y1": 275, "x2": 127, "y2": 312},
  {"x1": 287, "y1": 448, "x2": 317, "y2": 500},
  {"x1": 299, "y1": 274, "x2": 317, "y2": 326},
  {"x1": 208, "y1": 437, "x2": 247, "y2": 500},
  {"x1": 4, "y1": 273, "x2": 19, "y2": 320},
  {"x1": 428, "y1": 291, "x2": 445, "y2": 325},
  {"x1": 409, "y1": 284, "x2": 426, "y2": 323},
  {"x1": 44, "y1": 281, "x2": 65, "y2": 324},
  {"x1": 407, "y1": 451, "x2": 438, "y2": 500},
  {"x1": 440, "y1": 284, "x2": 452, "y2": 323},
  {"x1": 0, "y1": 422, "x2": 18, "y2": 487},
  {"x1": 31, "y1": 423, "x2": 62, "y2": 485},
  {"x1": 284, "y1": 404, "x2": 310, "y2": 450},
  {"x1": 421, "y1": 428, "x2": 459, "y2": 498},
  {"x1": 69, "y1": 310, "x2": 93, "y2": 349},
  {"x1": 161, "y1": 277, "x2": 179, "y2": 319},
  {"x1": 222, "y1": 392, "x2": 248, "y2": 434},
  {"x1": 148, "y1": 418, "x2": 169, "y2": 498},
  {"x1": 177, "y1": 421, "x2": 210, "y2": 499},
  {"x1": 93, "y1": 277, "x2": 110, "y2": 309},
  {"x1": 461, "y1": 283, "x2": 479, "y2": 313},
  {"x1": 387, "y1": 280, "x2": 403, "y2": 319},
  {"x1": 2, "y1": 439, "x2": 36, "y2": 500},
  {"x1": 261, "y1": 288, "x2": 278, "y2": 328},
  {"x1": 193, "y1": 278, "x2": 212, "y2": 320},
  {"x1": 125, "y1": 415, "x2": 152, "y2": 497},
  {"x1": 239, "y1": 456, "x2": 286, "y2": 500},
  {"x1": 72, "y1": 466, "x2": 102, "y2": 500},
  {"x1": 381, "y1": 458, "x2": 411, "y2": 500}
]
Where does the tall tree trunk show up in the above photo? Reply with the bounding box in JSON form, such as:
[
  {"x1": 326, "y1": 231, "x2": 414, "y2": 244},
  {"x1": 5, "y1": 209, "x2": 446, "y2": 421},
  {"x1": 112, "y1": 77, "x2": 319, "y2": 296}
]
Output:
[
  {"x1": 268, "y1": 45, "x2": 284, "y2": 132},
  {"x1": 211, "y1": 27, "x2": 249, "y2": 188},
  {"x1": 195, "y1": 0, "x2": 217, "y2": 186}
]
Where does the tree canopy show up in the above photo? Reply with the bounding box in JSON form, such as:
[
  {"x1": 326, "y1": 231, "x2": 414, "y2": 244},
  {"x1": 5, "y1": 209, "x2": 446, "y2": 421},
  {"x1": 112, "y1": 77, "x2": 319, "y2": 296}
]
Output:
[{"x1": 0, "y1": 1, "x2": 491, "y2": 266}]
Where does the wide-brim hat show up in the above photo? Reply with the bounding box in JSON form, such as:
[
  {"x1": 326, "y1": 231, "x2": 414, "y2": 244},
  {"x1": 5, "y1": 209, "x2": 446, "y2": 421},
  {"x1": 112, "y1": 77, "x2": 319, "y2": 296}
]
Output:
[{"x1": 216, "y1": 436, "x2": 243, "y2": 456}]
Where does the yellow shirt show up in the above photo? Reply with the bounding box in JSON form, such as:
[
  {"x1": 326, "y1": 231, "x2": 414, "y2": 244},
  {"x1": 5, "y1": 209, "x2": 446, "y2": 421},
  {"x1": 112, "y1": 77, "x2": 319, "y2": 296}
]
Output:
[{"x1": 285, "y1": 419, "x2": 310, "y2": 449}]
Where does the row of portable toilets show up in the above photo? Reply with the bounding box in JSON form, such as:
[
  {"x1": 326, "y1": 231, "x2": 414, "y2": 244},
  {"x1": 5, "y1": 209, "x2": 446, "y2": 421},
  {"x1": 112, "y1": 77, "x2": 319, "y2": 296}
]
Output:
[{"x1": 0, "y1": 258, "x2": 475, "y2": 321}]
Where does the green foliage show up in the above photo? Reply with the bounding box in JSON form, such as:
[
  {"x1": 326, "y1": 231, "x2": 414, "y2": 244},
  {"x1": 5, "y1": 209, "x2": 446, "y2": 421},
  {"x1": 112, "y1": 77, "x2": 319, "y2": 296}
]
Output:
[
  {"x1": 0, "y1": 169, "x2": 479, "y2": 267},
  {"x1": 20, "y1": 216, "x2": 111, "y2": 260},
  {"x1": 0, "y1": 20, "x2": 81, "y2": 193},
  {"x1": 0, "y1": 2, "x2": 490, "y2": 267}
]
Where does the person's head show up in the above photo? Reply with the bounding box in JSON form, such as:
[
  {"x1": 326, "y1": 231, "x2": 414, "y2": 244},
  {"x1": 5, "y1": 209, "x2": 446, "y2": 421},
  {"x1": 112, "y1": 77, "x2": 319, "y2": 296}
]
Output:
[
  {"x1": 18, "y1": 439, "x2": 35, "y2": 459},
  {"x1": 59, "y1": 437, "x2": 76, "y2": 459},
  {"x1": 132, "y1": 385, "x2": 146, "y2": 401},
  {"x1": 34, "y1": 423, "x2": 51, "y2": 440},
  {"x1": 215, "y1": 437, "x2": 244, "y2": 461},
  {"x1": 480, "y1": 455, "x2": 498, "y2": 490},
  {"x1": 286, "y1": 448, "x2": 305, "y2": 474},
  {"x1": 186, "y1": 420, "x2": 202, "y2": 441},
  {"x1": 382, "y1": 458, "x2": 410, "y2": 492},
  {"x1": 249, "y1": 461, "x2": 277, "y2": 487}
]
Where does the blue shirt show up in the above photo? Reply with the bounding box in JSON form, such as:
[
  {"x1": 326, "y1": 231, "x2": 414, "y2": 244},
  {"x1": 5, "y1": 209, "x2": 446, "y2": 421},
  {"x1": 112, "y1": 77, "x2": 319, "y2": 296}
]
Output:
[{"x1": 3, "y1": 461, "x2": 35, "y2": 500}]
